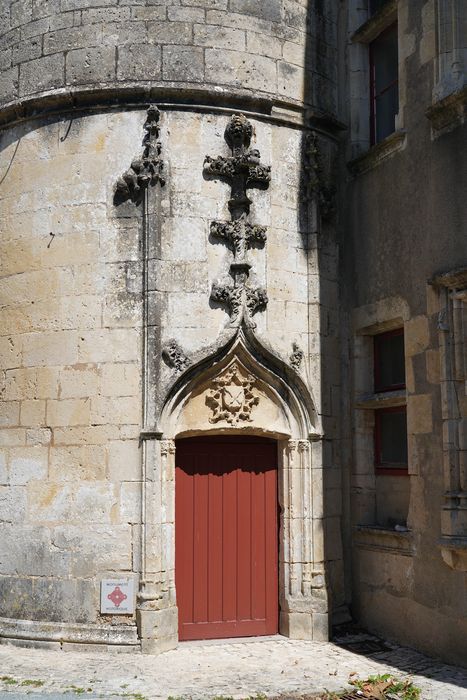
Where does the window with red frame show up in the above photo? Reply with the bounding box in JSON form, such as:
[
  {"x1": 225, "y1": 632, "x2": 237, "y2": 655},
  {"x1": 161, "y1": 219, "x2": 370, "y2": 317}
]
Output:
[
  {"x1": 369, "y1": 23, "x2": 399, "y2": 145},
  {"x1": 373, "y1": 329, "x2": 408, "y2": 474}
]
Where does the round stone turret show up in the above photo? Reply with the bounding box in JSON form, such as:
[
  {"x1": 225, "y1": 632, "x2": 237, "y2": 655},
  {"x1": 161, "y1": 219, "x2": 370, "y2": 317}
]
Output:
[
  {"x1": 0, "y1": 0, "x2": 339, "y2": 653},
  {"x1": 0, "y1": 0, "x2": 337, "y2": 122}
]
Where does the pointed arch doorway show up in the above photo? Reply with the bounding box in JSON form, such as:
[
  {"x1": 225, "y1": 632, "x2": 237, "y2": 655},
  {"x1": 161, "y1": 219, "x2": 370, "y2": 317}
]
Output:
[{"x1": 175, "y1": 435, "x2": 279, "y2": 641}]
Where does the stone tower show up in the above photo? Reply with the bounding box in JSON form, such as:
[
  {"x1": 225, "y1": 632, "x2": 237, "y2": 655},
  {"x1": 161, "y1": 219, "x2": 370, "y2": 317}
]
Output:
[{"x1": 0, "y1": 1, "x2": 342, "y2": 651}]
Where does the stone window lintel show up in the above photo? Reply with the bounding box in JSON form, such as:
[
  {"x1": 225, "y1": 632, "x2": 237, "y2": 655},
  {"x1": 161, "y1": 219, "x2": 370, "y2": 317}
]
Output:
[
  {"x1": 351, "y1": 0, "x2": 398, "y2": 45},
  {"x1": 356, "y1": 388, "x2": 406, "y2": 410}
]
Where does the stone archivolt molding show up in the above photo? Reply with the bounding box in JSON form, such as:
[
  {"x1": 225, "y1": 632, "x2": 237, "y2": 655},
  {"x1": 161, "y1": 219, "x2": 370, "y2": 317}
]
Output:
[
  {"x1": 206, "y1": 361, "x2": 259, "y2": 425},
  {"x1": 204, "y1": 114, "x2": 270, "y2": 328},
  {"x1": 434, "y1": 267, "x2": 467, "y2": 570},
  {"x1": 115, "y1": 105, "x2": 165, "y2": 204}
]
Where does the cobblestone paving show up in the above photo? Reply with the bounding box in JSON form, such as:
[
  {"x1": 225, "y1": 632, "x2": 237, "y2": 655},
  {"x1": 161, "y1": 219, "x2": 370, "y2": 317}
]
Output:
[{"x1": 0, "y1": 635, "x2": 466, "y2": 700}]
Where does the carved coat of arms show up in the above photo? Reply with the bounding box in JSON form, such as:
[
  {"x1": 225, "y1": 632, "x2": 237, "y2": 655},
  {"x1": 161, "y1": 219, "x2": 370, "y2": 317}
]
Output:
[{"x1": 206, "y1": 363, "x2": 259, "y2": 424}]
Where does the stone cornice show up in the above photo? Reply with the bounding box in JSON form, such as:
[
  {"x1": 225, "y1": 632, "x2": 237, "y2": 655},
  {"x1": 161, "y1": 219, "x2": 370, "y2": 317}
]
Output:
[{"x1": 0, "y1": 84, "x2": 343, "y2": 138}]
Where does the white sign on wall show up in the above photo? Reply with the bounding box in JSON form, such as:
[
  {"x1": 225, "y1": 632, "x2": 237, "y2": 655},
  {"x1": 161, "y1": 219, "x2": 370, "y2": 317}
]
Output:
[{"x1": 100, "y1": 578, "x2": 135, "y2": 615}]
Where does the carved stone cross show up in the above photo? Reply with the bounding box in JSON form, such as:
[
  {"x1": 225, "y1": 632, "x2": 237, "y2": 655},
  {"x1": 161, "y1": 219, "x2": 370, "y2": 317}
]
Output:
[
  {"x1": 204, "y1": 114, "x2": 271, "y2": 220},
  {"x1": 204, "y1": 114, "x2": 271, "y2": 328}
]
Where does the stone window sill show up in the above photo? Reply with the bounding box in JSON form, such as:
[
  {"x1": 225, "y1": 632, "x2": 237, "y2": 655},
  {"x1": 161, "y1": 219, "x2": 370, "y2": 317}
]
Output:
[
  {"x1": 439, "y1": 536, "x2": 467, "y2": 571},
  {"x1": 426, "y1": 86, "x2": 467, "y2": 134},
  {"x1": 351, "y1": 0, "x2": 397, "y2": 44},
  {"x1": 355, "y1": 388, "x2": 406, "y2": 409},
  {"x1": 348, "y1": 130, "x2": 406, "y2": 176},
  {"x1": 354, "y1": 524, "x2": 413, "y2": 556}
]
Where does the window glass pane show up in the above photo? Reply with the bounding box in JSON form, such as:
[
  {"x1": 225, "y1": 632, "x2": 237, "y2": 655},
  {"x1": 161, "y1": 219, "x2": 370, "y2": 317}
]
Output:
[
  {"x1": 370, "y1": 25, "x2": 399, "y2": 144},
  {"x1": 375, "y1": 331, "x2": 405, "y2": 391},
  {"x1": 378, "y1": 409, "x2": 408, "y2": 465},
  {"x1": 372, "y1": 28, "x2": 398, "y2": 94},
  {"x1": 375, "y1": 83, "x2": 399, "y2": 143}
]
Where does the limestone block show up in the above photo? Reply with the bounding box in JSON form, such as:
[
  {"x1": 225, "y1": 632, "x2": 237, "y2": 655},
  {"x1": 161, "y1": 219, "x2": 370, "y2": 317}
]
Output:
[
  {"x1": 162, "y1": 45, "x2": 204, "y2": 82},
  {"x1": 407, "y1": 394, "x2": 433, "y2": 435},
  {"x1": 78, "y1": 329, "x2": 139, "y2": 364},
  {"x1": 426, "y1": 349, "x2": 440, "y2": 385},
  {"x1": 0, "y1": 429, "x2": 26, "y2": 448},
  {"x1": 28, "y1": 481, "x2": 116, "y2": 524},
  {"x1": 26, "y1": 428, "x2": 52, "y2": 446},
  {"x1": 194, "y1": 24, "x2": 246, "y2": 51},
  {"x1": 247, "y1": 31, "x2": 283, "y2": 59},
  {"x1": 19, "y1": 53, "x2": 63, "y2": 96},
  {"x1": 281, "y1": 611, "x2": 313, "y2": 640},
  {"x1": 43, "y1": 25, "x2": 103, "y2": 56},
  {"x1": 0, "y1": 335, "x2": 21, "y2": 369},
  {"x1": 312, "y1": 612, "x2": 330, "y2": 641},
  {"x1": 49, "y1": 445, "x2": 106, "y2": 482},
  {"x1": 119, "y1": 481, "x2": 141, "y2": 524},
  {"x1": 52, "y1": 524, "x2": 132, "y2": 577},
  {"x1": 205, "y1": 49, "x2": 277, "y2": 93},
  {"x1": 66, "y1": 46, "x2": 116, "y2": 85},
  {"x1": 117, "y1": 44, "x2": 161, "y2": 81},
  {"x1": 9, "y1": 446, "x2": 48, "y2": 485},
  {"x1": 46, "y1": 398, "x2": 90, "y2": 427},
  {"x1": 137, "y1": 606, "x2": 178, "y2": 640},
  {"x1": 0, "y1": 486, "x2": 27, "y2": 522},
  {"x1": 53, "y1": 424, "x2": 138, "y2": 447},
  {"x1": 20, "y1": 399, "x2": 46, "y2": 426},
  {"x1": 90, "y1": 395, "x2": 141, "y2": 426},
  {"x1": 0, "y1": 64, "x2": 18, "y2": 103},
  {"x1": 100, "y1": 363, "x2": 140, "y2": 398},
  {"x1": 0, "y1": 400, "x2": 20, "y2": 427},
  {"x1": 148, "y1": 21, "x2": 192, "y2": 45},
  {"x1": 108, "y1": 440, "x2": 141, "y2": 481},
  {"x1": 60, "y1": 366, "x2": 99, "y2": 399},
  {"x1": 0, "y1": 524, "x2": 70, "y2": 578},
  {"x1": 22, "y1": 331, "x2": 78, "y2": 368},
  {"x1": 405, "y1": 316, "x2": 430, "y2": 357}
]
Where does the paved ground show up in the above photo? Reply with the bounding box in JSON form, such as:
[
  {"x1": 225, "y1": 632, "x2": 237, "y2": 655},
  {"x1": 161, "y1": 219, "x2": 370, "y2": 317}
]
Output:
[{"x1": 0, "y1": 634, "x2": 466, "y2": 700}]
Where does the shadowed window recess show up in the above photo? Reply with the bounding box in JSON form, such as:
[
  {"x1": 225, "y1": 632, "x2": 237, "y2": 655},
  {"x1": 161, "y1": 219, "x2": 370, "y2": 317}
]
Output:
[
  {"x1": 370, "y1": 23, "x2": 399, "y2": 144},
  {"x1": 373, "y1": 329, "x2": 408, "y2": 474}
]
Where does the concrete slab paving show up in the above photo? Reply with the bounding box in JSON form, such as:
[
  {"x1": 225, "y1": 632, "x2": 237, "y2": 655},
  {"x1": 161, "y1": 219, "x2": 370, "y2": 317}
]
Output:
[{"x1": 0, "y1": 636, "x2": 466, "y2": 700}]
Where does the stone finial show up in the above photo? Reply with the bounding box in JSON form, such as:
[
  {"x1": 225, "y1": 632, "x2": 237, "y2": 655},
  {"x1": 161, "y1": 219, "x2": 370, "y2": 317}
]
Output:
[{"x1": 115, "y1": 105, "x2": 165, "y2": 205}]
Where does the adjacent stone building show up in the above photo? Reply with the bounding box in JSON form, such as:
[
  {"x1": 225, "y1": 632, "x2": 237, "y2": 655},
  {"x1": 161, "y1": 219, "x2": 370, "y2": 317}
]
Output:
[{"x1": 0, "y1": 0, "x2": 465, "y2": 666}]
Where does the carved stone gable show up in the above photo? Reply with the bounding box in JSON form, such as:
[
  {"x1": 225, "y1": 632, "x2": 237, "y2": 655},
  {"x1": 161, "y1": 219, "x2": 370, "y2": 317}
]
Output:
[{"x1": 206, "y1": 362, "x2": 259, "y2": 424}]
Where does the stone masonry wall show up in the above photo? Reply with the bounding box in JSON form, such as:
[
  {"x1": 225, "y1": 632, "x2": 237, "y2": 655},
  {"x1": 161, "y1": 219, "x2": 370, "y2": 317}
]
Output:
[
  {"x1": 0, "y1": 0, "x2": 337, "y2": 114},
  {"x1": 0, "y1": 112, "x2": 145, "y2": 626},
  {"x1": 0, "y1": 106, "x2": 343, "y2": 636}
]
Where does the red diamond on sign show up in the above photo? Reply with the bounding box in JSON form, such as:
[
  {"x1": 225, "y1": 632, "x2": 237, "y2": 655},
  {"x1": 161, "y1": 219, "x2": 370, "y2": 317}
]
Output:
[{"x1": 107, "y1": 585, "x2": 127, "y2": 608}]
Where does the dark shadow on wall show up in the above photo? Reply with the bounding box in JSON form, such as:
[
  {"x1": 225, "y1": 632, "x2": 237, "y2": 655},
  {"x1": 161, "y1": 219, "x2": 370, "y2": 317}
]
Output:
[{"x1": 300, "y1": 0, "x2": 351, "y2": 636}]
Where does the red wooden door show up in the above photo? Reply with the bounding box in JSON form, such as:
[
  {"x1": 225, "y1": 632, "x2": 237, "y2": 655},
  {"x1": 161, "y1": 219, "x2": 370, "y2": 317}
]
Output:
[{"x1": 175, "y1": 436, "x2": 278, "y2": 641}]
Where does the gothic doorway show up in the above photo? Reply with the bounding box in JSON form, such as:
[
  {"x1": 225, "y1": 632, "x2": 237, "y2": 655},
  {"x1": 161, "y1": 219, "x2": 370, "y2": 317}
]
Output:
[{"x1": 175, "y1": 436, "x2": 279, "y2": 641}]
